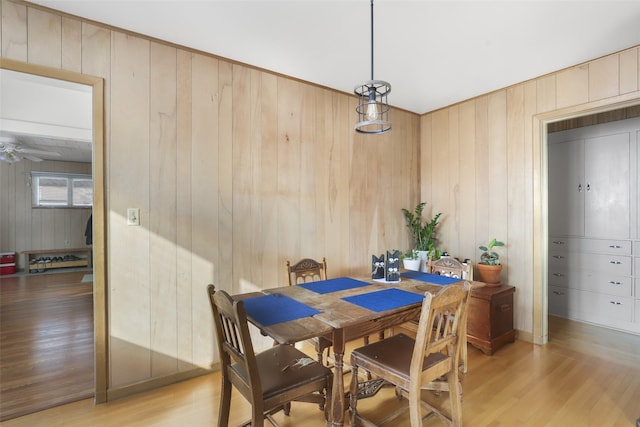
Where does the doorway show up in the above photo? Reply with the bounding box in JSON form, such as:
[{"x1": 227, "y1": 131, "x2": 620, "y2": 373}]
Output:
[
  {"x1": 534, "y1": 100, "x2": 640, "y2": 345},
  {"x1": 0, "y1": 58, "x2": 107, "y2": 414}
]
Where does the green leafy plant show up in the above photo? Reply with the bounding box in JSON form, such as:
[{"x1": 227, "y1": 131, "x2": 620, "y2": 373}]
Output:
[
  {"x1": 478, "y1": 238, "x2": 505, "y2": 265},
  {"x1": 402, "y1": 202, "x2": 442, "y2": 252},
  {"x1": 402, "y1": 249, "x2": 420, "y2": 260}
]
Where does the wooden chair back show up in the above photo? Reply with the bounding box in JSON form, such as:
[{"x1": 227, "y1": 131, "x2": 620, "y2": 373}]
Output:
[
  {"x1": 286, "y1": 257, "x2": 327, "y2": 286},
  {"x1": 428, "y1": 256, "x2": 473, "y2": 281},
  {"x1": 207, "y1": 284, "x2": 333, "y2": 426},
  {"x1": 348, "y1": 282, "x2": 471, "y2": 426},
  {"x1": 207, "y1": 285, "x2": 262, "y2": 418},
  {"x1": 410, "y1": 282, "x2": 470, "y2": 425}
]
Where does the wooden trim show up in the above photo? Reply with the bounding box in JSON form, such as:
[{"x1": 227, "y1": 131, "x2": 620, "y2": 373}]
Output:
[
  {"x1": 532, "y1": 94, "x2": 640, "y2": 345},
  {"x1": 0, "y1": 58, "x2": 108, "y2": 404}
]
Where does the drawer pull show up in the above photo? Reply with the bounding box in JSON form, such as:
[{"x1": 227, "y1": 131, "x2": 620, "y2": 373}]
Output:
[
  {"x1": 609, "y1": 301, "x2": 622, "y2": 305},
  {"x1": 552, "y1": 273, "x2": 564, "y2": 277},
  {"x1": 552, "y1": 241, "x2": 565, "y2": 245},
  {"x1": 608, "y1": 245, "x2": 622, "y2": 249},
  {"x1": 608, "y1": 281, "x2": 622, "y2": 285},
  {"x1": 608, "y1": 261, "x2": 622, "y2": 265},
  {"x1": 552, "y1": 291, "x2": 565, "y2": 296},
  {"x1": 552, "y1": 255, "x2": 565, "y2": 259},
  {"x1": 496, "y1": 304, "x2": 511, "y2": 312}
]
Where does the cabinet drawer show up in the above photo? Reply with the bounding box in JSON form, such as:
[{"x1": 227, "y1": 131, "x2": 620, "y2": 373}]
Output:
[
  {"x1": 550, "y1": 237, "x2": 632, "y2": 255},
  {"x1": 636, "y1": 300, "x2": 640, "y2": 323},
  {"x1": 549, "y1": 251, "x2": 631, "y2": 275},
  {"x1": 548, "y1": 269, "x2": 632, "y2": 296},
  {"x1": 577, "y1": 291, "x2": 633, "y2": 323},
  {"x1": 548, "y1": 286, "x2": 578, "y2": 317}
]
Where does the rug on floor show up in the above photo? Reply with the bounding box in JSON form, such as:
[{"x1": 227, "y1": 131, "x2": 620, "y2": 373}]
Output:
[{"x1": 81, "y1": 274, "x2": 93, "y2": 283}]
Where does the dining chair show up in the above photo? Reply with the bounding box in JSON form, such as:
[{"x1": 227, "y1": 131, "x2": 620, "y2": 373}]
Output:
[
  {"x1": 427, "y1": 256, "x2": 473, "y2": 281},
  {"x1": 402, "y1": 256, "x2": 472, "y2": 373},
  {"x1": 426, "y1": 256, "x2": 473, "y2": 373},
  {"x1": 284, "y1": 257, "x2": 333, "y2": 368},
  {"x1": 285, "y1": 257, "x2": 372, "y2": 372},
  {"x1": 349, "y1": 281, "x2": 471, "y2": 427},
  {"x1": 207, "y1": 285, "x2": 333, "y2": 427},
  {"x1": 286, "y1": 257, "x2": 328, "y2": 285}
]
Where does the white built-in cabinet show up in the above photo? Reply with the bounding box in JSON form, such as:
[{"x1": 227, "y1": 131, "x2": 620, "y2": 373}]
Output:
[{"x1": 548, "y1": 118, "x2": 640, "y2": 335}]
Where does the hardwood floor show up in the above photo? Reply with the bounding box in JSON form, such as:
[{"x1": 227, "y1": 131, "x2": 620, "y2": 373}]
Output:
[
  {"x1": 1, "y1": 312, "x2": 638, "y2": 426},
  {"x1": 0, "y1": 271, "x2": 94, "y2": 422}
]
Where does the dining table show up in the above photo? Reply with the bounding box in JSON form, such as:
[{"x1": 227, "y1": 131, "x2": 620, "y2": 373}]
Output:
[{"x1": 233, "y1": 271, "x2": 468, "y2": 427}]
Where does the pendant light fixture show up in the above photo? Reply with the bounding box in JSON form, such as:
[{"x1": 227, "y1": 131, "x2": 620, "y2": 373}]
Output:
[{"x1": 354, "y1": 0, "x2": 391, "y2": 134}]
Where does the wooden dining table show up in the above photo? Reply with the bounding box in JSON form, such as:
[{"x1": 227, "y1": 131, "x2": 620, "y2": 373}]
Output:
[{"x1": 233, "y1": 272, "x2": 467, "y2": 427}]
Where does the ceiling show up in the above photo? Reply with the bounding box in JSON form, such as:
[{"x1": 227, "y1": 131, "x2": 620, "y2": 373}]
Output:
[
  {"x1": 0, "y1": 68, "x2": 93, "y2": 163},
  {"x1": 5, "y1": 1, "x2": 640, "y2": 164},
  {"x1": 27, "y1": 0, "x2": 640, "y2": 115}
]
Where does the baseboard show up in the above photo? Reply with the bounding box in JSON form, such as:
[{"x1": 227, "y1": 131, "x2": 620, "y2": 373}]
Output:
[
  {"x1": 106, "y1": 367, "x2": 214, "y2": 402},
  {"x1": 516, "y1": 328, "x2": 534, "y2": 344}
]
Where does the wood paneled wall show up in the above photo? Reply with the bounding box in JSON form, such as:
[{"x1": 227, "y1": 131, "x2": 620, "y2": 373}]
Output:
[
  {"x1": 0, "y1": 0, "x2": 420, "y2": 394},
  {"x1": 421, "y1": 47, "x2": 640, "y2": 343},
  {"x1": 4, "y1": 0, "x2": 639, "y2": 400},
  {"x1": 0, "y1": 159, "x2": 92, "y2": 267}
]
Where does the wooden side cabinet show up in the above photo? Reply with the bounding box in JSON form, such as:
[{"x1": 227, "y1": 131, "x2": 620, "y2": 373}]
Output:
[{"x1": 467, "y1": 284, "x2": 516, "y2": 355}]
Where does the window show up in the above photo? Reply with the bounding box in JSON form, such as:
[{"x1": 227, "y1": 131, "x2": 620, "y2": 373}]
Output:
[{"x1": 32, "y1": 172, "x2": 93, "y2": 207}]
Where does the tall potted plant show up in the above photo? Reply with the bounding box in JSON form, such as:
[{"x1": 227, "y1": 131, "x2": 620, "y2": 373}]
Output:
[
  {"x1": 477, "y1": 238, "x2": 505, "y2": 286},
  {"x1": 402, "y1": 202, "x2": 442, "y2": 271}
]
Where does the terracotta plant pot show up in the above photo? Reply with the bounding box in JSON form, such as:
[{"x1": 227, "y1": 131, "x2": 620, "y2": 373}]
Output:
[{"x1": 477, "y1": 263, "x2": 502, "y2": 286}]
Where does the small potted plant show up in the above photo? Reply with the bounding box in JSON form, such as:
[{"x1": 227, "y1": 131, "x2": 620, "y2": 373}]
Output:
[
  {"x1": 402, "y1": 202, "x2": 442, "y2": 271},
  {"x1": 477, "y1": 238, "x2": 505, "y2": 286},
  {"x1": 402, "y1": 249, "x2": 421, "y2": 271}
]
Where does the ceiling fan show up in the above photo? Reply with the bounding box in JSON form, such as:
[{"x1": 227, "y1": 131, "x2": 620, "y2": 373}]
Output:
[{"x1": 0, "y1": 141, "x2": 62, "y2": 164}]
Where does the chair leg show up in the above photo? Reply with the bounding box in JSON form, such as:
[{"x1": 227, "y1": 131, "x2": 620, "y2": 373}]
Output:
[
  {"x1": 218, "y1": 377, "x2": 232, "y2": 427},
  {"x1": 448, "y1": 369, "x2": 463, "y2": 426}
]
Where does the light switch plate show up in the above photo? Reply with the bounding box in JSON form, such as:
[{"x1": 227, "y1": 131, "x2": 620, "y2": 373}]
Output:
[{"x1": 127, "y1": 208, "x2": 140, "y2": 226}]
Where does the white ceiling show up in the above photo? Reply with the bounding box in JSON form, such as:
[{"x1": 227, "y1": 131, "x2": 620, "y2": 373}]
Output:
[
  {"x1": 0, "y1": 68, "x2": 93, "y2": 162},
  {"x1": 27, "y1": 0, "x2": 640, "y2": 115}
]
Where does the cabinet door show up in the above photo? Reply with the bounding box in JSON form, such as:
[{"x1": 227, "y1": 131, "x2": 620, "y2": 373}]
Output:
[
  {"x1": 549, "y1": 139, "x2": 584, "y2": 236},
  {"x1": 584, "y1": 132, "x2": 630, "y2": 238}
]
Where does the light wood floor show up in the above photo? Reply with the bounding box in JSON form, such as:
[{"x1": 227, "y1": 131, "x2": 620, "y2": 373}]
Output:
[
  {"x1": 0, "y1": 271, "x2": 94, "y2": 422},
  {"x1": 1, "y1": 309, "x2": 639, "y2": 426}
]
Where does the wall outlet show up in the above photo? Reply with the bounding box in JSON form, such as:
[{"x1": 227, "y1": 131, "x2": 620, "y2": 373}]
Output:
[{"x1": 127, "y1": 208, "x2": 140, "y2": 226}]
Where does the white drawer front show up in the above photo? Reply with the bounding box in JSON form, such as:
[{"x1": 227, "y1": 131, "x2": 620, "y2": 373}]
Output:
[
  {"x1": 636, "y1": 300, "x2": 640, "y2": 323},
  {"x1": 548, "y1": 286, "x2": 577, "y2": 318},
  {"x1": 549, "y1": 237, "x2": 631, "y2": 255},
  {"x1": 577, "y1": 291, "x2": 633, "y2": 323},
  {"x1": 549, "y1": 251, "x2": 631, "y2": 275},
  {"x1": 578, "y1": 239, "x2": 631, "y2": 255},
  {"x1": 580, "y1": 271, "x2": 632, "y2": 297},
  {"x1": 635, "y1": 256, "x2": 640, "y2": 276},
  {"x1": 548, "y1": 269, "x2": 631, "y2": 296}
]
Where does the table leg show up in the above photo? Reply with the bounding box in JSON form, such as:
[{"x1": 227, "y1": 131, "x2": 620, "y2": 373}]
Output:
[{"x1": 328, "y1": 328, "x2": 345, "y2": 426}]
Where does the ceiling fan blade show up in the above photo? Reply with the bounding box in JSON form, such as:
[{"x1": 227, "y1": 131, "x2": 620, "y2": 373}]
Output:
[
  {"x1": 23, "y1": 154, "x2": 44, "y2": 162},
  {"x1": 18, "y1": 147, "x2": 62, "y2": 157}
]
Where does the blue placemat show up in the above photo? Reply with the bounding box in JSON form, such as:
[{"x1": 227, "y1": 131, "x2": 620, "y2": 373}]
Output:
[
  {"x1": 342, "y1": 288, "x2": 425, "y2": 312},
  {"x1": 298, "y1": 277, "x2": 371, "y2": 294},
  {"x1": 242, "y1": 293, "x2": 321, "y2": 326},
  {"x1": 400, "y1": 271, "x2": 462, "y2": 285}
]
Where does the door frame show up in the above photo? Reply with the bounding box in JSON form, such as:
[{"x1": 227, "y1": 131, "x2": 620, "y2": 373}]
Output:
[
  {"x1": 532, "y1": 93, "x2": 640, "y2": 345},
  {"x1": 0, "y1": 58, "x2": 108, "y2": 402}
]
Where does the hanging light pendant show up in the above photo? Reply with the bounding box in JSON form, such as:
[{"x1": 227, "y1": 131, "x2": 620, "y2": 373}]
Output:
[{"x1": 354, "y1": 0, "x2": 391, "y2": 134}]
